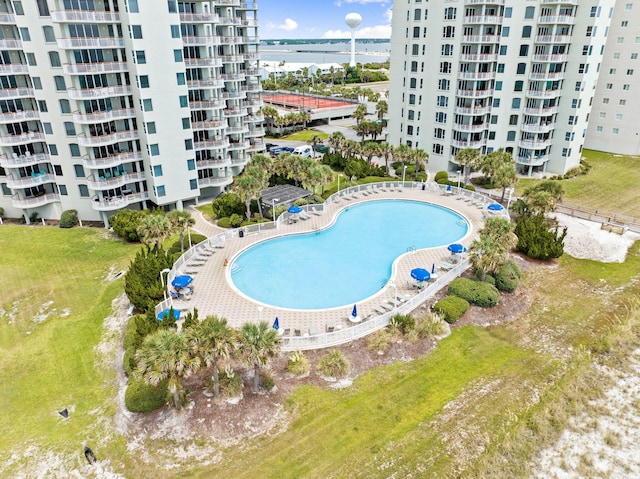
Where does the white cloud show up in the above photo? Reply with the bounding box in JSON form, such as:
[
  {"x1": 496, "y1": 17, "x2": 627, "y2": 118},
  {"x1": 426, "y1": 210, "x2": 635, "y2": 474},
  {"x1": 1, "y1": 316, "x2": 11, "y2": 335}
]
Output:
[
  {"x1": 323, "y1": 24, "x2": 391, "y2": 39},
  {"x1": 273, "y1": 18, "x2": 298, "y2": 32},
  {"x1": 384, "y1": 7, "x2": 392, "y2": 23},
  {"x1": 344, "y1": 0, "x2": 390, "y2": 4}
]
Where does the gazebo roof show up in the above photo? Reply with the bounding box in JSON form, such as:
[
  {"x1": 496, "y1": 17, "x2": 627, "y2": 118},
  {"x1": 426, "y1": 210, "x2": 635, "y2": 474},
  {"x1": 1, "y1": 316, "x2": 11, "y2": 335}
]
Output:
[{"x1": 260, "y1": 184, "x2": 313, "y2": 206}]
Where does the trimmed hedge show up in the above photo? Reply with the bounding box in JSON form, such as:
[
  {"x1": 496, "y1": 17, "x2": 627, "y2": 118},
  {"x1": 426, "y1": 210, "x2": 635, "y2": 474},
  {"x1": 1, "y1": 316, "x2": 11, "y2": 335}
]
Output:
[
  {"x1": 433, "y1": 296, "x2": 469, "y2": 323},
  {"x1": 167, "y1": 233, "x2": 206, "y2": 256},
  {"x1": 434, "y1": 171, "x2": 449, "y2": 183},
  {"x1": 495, "y1": 259, "x2": 522, "y2": 292},
  {"x1": 125, "y1": 379, "x2": 168, "y2": 413},
  {"x1": 59, "y1": 209, "x2": 78, "y2": 228},
  {"x1": 448, "y1": 277, "x2": 500, "y2": 307},
  {"x1": 389, "y1": 313, "x2": 415, "y2": 335}
]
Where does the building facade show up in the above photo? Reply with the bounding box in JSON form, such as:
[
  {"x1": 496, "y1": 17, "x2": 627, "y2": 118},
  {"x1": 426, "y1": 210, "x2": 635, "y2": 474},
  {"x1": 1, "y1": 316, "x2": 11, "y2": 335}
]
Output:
[
  {"x1": 0, "y1": 0, "x2": 263, "y2": 225},
  {"x1": 388, "y1": 0, "x2": 615, "y2": 176},
  {"x1": 585, "y1": 1, "x2": 640, "y2": 155}
]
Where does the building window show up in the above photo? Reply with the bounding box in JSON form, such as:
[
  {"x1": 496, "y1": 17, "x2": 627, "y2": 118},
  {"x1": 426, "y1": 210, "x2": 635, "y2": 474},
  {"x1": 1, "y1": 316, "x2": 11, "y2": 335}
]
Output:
[
  {"x1": 524, "y1": 6, "x2": 535, "y2": 19},
  {"x1": 53, "y1": 165, "x2": 62, "y2": 175},
  {"x1": 26, "y1": 53, "x2": 36, "y2": 66},
  {"x1": 143, "y1": 99, "x2": 153, "y2": 111},
  {"x1": 522, "y1": 26, "x2": 531, "y2": 38},
  {"x1": 613, "y1": 128, "x2": 620, "y2": 134},
  {"x1": 606, "y1": 83, "x2": 613, "y2": 89},
  {"x1": 490, "y1": 115, "x2": 498, "y2": 124},
  {"x1": 499, "y1": 45, "x2": 507, "y2": 55},
  {"x1": 435, "y1": 112, "x2": 447, "y2": 123},
  {"x1": 129, "y1": 0, "x2": 139, "y2": 12},
  {"x1": 599, "y1": 112, "x2": 606, "y2": 119},
  {"x1": 616, "y1": 114, "x2": 623, "y2": 120},
  {"x1": 171, "y1": 25, "x2": 180, "y2": 38},
  {"x1": 610, "y1": 68, "x2": 616, "y2": 74},
  {"x1": 623, "y1": 84, "x2": 631, "y2": 90},
  {"x1": 617, "y1": 37, "x2": 624, "y2": 44},
  {"x1": 443, "y1": 26, "x2": 455, "y2": 38},
  {"x1": 586, "y1": 26, "x2": 593, "y2": 37},
  {"x1": 59, "y1": 99, "x2": 71, "y2": 113},
  {"x1": 439, "y1": 62, "x2": 451, "y2": 73},
  {"x1": 414, "y1": 8, "x2": 421, "y2": 21},
  {"x1": 514, "y1": 81, "x2": 523, "y2": 92},
  {"x1": 187, "y1": 159, "x2": 195, "y2": 170},
  {"x1": 621, "y1": 21, "x2": 629, "y2": 27},
  {"x1": 131, "y1": 25, "x2": 142, "y2": 39},
  {"x1": 444, "y1": 7, "x2": 456, "y2": 20},
  {"x1": 38, "y1": 100, "x2": 48, "y2": 112},
  {"x1": 73, "y1": 164, "x2": 85, "y2": 177},
  {"x1": 502, "y1": 26, "x2": 510, "y2": 37},
  {"x1": 156, "y1": 185, "x2": 166, "y2": 197},
  {"x1": 146, "y1": 122, "x2": 156, "y2": 134},
  {"x1": 432, "y1": 143, "x2": 444, "y2": 154},
  {"x1": 179, "y1": 95, "x2": 188, "y2": 107},
  {"x1": 150, "y1": 144, "x2": 160, "y2": 156},
  {"x1": 168, "y1": 0, "x2": 177, "y2": 13},
  {"x1": 139, "y1": 75, "x2": 149, "y2": 88},
  {"x1": 627, "y1": 69, "x2": 634, "y2": 75},
  {"x1": 505, "y1": 8, "x2": 512, "y2": 18},
  {"x1": 410, "y1": 61, "x2": 418, "y2": 72},
  {"x1": 495, "y1": 81, "x2": 503, "y2": 91},
  {"x1": 497, "y1": 63, "x2": 505, "y2": 73},
  {"x1": 602, "y1": 98, "x2": 609, "y2": 104},
  {"x1": 596, "y1": 126, "x2": 603, "y2": 132},
  {"x1": 436, "y1": 95, "x2": 448, "y2": 107},
  {"x1": 182, "y1": 118, "x2": 190, "y2": 129},
  {"x1": 174, "y1": 49, "x2": 182, "y2": 62},
  {"x1": 516, "y1": 63, "x2": 526, "y2": 74},
  {"x1": 43, "y1": 122, "x2": 53, "y2": 134},
  {"x1": 409, "y1": 94, "x2": 415, "y2": 105},
  {"x1": 64, "y1": 122, "x2": 76, "y2": 136},
  {"x1": 135, "y1": 51, "x2": 146, "y2": 63},
  {"x1": 438, "y1": 79, "x2": 450, "y2": 91},
  {"x1": 176, "y1": 72, "x2": 185, "y2": 85},
  {"x1": 434, "y1": 128, "x2": 445, "y2": 139},
  {"x1": 78, "y1": 184, "x2": 89, "y2": 197},
  {"x1": 561, "y1": 148, "x2": 569, "y2": 157},
  {"x1": 509, "y1": 115, "x2": 518, "y2": 125},
  {"x1": 58, "y1": 184, "x2": 67, "y2": 196},
  {"x1": 441, "y1": 44, "x2": 453, "y2": 56},
  {"x1": 506, "y1": 131, "x2": 516, "y2": 141},
  {"x1": 190, "y1": 178, "x2": 198, "y2": 190},
  {"x1": 625, "y1": 3, "x2": 632, "y2": 10},
  {"x1": 69, "y1": 144, "x2": 80, "y2": 157},
  {"x1": 32, "y1": 77, "x2": 42, "y2": 89},
  {"x1": 153, "y1": 165, "x2": 163, "y2": 176},
  {"x1": 1, "y1": 183, "x2": 10, "y2": 195},
  {"x1": 54, "y1": 76, "x2": 66, "y2": 91},
  {"x1": 632, "y1": 53, "x2": 638, "y2": 60},
  {"x1": 519, "y1": 45, "x2": 529, "y2": 57},
  {"x1": 43, "y1": 25, "x2": 55, "y2": 42},
  {"x1": 493, "y1": 98, "x2": 500, "y2": 108},
  {"x1": 619, "y1": 99, "x2": 627, "y2": 105},
  {"x1": 19, "y1": 27, "x2": 30, "y2": 41},
  {"x1": 407, "y1": 125, "x2": 414, "y2": 136},
  {"x1": 184, "y1": 139, "x2": 193, "y2": 150},
  {"x1": 575, "y1": 81, "x2": 583, "y2": 91},
  {"x1": 409, "y1": 78, "x2": 417, "y2": 89}
]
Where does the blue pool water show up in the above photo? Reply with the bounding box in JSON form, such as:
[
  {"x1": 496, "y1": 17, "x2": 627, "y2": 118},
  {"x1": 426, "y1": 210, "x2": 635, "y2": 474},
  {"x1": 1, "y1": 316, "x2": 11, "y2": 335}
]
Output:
[{"x1": 230, "y1": 200, "x2": 468, "y2": 310}]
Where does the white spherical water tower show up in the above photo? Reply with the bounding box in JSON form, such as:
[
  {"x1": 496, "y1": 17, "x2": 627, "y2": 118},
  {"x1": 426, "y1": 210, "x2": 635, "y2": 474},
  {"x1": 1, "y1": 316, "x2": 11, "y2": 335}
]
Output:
[{"x1": 345, "y1": 12, "x2": 362, "y2": 67}]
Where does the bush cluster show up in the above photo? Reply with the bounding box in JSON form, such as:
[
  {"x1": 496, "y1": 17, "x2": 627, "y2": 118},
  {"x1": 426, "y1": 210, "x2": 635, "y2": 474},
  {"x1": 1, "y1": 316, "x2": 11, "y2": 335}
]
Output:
[
  {"x1": 414, "y1": 313, "x2": 450, "y2": 337},
  {"x1": 211, "y1": 193, "x2": 244, "y2": 219},
  {"x1": 432, "y1": 296, "x2": 469, "y2": 323},
  {"x1": 124, "y1": 378, "x2": 168, "y2": 413},
  {"x1": 318, "y1": 349, "x2": 350, "y2": 378},
  {"x1": 388, "y1": 313, "x2": 415, "y2": 335},
  {"x1": 287, "y1": 350, "x2": 310, "y2": 376},
  {"x1": 434, "y1": 171, "x2": 449, "y2": 184},
  {"x1": 495, "y1": 259, "x2": 522, "y2": 292},
  {"x1": 260, "y1": 373, "x2": 275, "y2": 391},
  {"x1": 110, "y1": 209, "x2": 149, "y2": 242},
  {"x1": 367, "y1": 328, "x2": 394, "y2": 352},
  {"x1": 216, "y1": 367, "x2": 242, "y2": 397},
  {"x1": 124, "y1": 246, "x2": 173, "y2": 312},
  {"x1": 515, "y1": 214, "x2": 566, "y2": 260},
  {"x1": 448, "y1": 277, "x2": 500, "y2": 307},
  {"x1": 59, "y1": 209, "x2": 78, "y2": 228}
]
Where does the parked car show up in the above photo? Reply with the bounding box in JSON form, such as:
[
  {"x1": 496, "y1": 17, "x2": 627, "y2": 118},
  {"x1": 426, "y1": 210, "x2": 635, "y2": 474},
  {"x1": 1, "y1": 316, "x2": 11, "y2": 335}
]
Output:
[
  {"x1": 269, "y1": 146, "x2": 294, "y2": 157},
  {"x1": 313, "y1": 144, "x2": 328, "y2": 154},
  {"x1": 293, "y1": 145, "x2": 313, "y2": 158},
  {"x1": 266, "y1": 143, "x2": 278, "y2": 151}
]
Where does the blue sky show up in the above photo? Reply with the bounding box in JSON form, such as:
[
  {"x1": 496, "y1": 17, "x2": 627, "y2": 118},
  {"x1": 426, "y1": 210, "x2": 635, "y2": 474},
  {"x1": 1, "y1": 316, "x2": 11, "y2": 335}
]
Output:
[{"x1": 260, "y1": 0, "x2": 392, "y2": 40}]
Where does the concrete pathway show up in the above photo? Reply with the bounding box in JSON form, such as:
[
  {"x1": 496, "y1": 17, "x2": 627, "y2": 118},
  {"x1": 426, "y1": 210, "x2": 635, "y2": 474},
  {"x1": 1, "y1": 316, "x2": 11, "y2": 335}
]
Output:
[{"x1": 187, "y1": 204, "x2": 223, "y2": 238}]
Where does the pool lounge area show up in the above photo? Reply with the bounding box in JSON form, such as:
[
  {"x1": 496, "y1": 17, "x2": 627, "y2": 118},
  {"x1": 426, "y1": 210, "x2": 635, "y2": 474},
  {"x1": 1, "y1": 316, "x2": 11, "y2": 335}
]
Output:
[{"x1": 156, "y1": 181, "x2": 507, "y2": 350}]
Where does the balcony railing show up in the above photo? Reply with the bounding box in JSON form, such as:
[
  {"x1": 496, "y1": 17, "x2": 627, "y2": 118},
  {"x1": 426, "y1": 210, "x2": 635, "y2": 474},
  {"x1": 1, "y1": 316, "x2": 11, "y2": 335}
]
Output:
[
  {"x1": 529, "y1": 71, "x2": 564, "y2": 81},
  {"x1": 516, "y1": 155, "x2": 548, "y2": 166},
  {"x1": 186, "y1": 78, "x2": 225, "y2": 89},
  {"x1": 12, "y1": 192, "x2": 61, "y2": 208},
  {"x1": 453, "y1": 105, "x2": 492, "y2": 115},
  {"x1": 456, "y1": 88, "x2": 494, "y2": 98},
  {"x1": 198, "y1": 175, "x2": 233, "y2": 187},
  {"x1": 86, "y1": 171, "x2": 145, "y2": 189},
  {"x1": 0, "y1": 131, "x2": 45, "y2": 146},
  {"x1": 0, "y1": 87, "x2": 35, "y2": 99},
  {"x1": 538, "y1": 15, "x2": 576, "y2": 24},
  {"x1": 0, "y1": 63, "x2": 29, "y2": 74},
  {"x1": 194, "y1": 138, "x2": 230, "y2": 150},
  {"x1": 457, "y1": 71, "x2": 495, "y2": 80},
  {"x1": 459, "y1": 53, "x2": 498, "y2": 62},
  {"x1": 179, "y1": 12, "x2": 220, "y2": 23},
  {"x1": 246, "y1": 127, "x2": 265, "y2": 137},
  {"x1": 189, "y1": 99, "x2": 226, "y2": 110},
  {"x1": 452, "y1": 122, "x2": 489, "y2": 133},
  {"x1": 226, "y1": 124, "x2": 249, "y2": 134},
  {"x1": 227, "y1": 139, "x2": 250, "y2": 150},
  {"x1": 0, "y1": 12, "x2": 16, "y2": 23},
  {"x1": 223, "y1": 107, "x2": 248, "y2": 117},
  {"x1": 521, "y1": 122, "x2": 555, "y2": 134},
  {"x1": 463, "y1": 15, "x2": 503, "y2": 24},
  {"x1": 82, "y1": 151, "x2": 143, "y2": 169},
  {"x1": 220, "y1": 72, "x2": 246, "y2": 81},
  {"x1": 534, "y1": 34, "x2": 571, "y2": 44},
  {"x1": 5, "y1": 172, "x2": 56, "y2": 189},
  {"x1": 218, "y1": 15, "x2": 241, "y2": 26},
  {"x1": 0, "y1": 109, "x2": 40, "y2": 123},
  {"x1": 184, "y1": 57, "x2": 223, "y2": 68},
  {"x1": 57, "y1": 36, "x2": 124, "y2": 49},
  {"x1": 196, "y1": 158, "x2": 231, "y2": 169},
  {"x1": 461, "y1": 34, "x2": 500, "y2": 43},
  {"x1": 92, "y1": 191, "x2": 150, "y2": 211},
  {"x1": 451, "y1": 138, "x2": 487, "y2": 149},
  {"x1": 222, "y1": 90, "x2": 247, "y2": 100},
  {"x1": 525, "y1": 89, "x2": 562, "y2": 99},
  {"x1": 181, "y1": 35, "x2": 220, "y2": 46},
  {"x1": 67, "y1": 85, "x2": 133, "y2": 99},
  {"x1": 73, "y1": 107, "x2": 136, "y2": 124},
  {"x1": 77, "y1": 130, "x2": 139, "y2": 147},
  {"x1": 518, "y1": 138, "x2": 552, "y2": 149},
  {"x1": 50, "y1": 10, "x2": 120, "y2": 23},
  {"x1": 531, "y1": 53, "x2": 569, "y2": 63},
  {"x1": 0, "y1": 152, "x2": 50, "y2": 167},
  {"x1": 0, "y1": 38, "x2": 22, "y2": 49},
  {"x1": 191, "y1": 120, "x2": 227, "y2": 130},
  {"x1": 63, "y1": 61, "x2": 128, "y2": 75},
  {"x1": 523, "y1": 105, "x2": 559, "y2": 116}
]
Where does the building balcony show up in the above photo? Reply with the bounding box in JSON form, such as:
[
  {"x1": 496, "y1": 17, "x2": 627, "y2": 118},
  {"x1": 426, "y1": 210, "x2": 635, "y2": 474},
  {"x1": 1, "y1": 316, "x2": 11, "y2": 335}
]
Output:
[
  {"x1": 82, "y1": 151, "x2": 143, "y2": 169},
  {"x1": 50, "y1": 10, "x2": 121, "y2": 23},
  {"x1": 523, "y1": 105, "x2": 559, "y2": 116},
  {"x1": 196, "y1": 158, "x2": 231, "y2": 169},
  {"x1": 244, "y1": 98, "x2": 263, "y2": 108},
  {"x1": 241, "y1": 68, "x2": 261, "y2": 76},
  {"x1": 72, "y1": 107, "x2": 136, "y2": 124},
  {"x1": 516, "y1": 154, "x2": 548, "y2": 166},
  {"x1": 452, "y1": 122, "x2": 489, "y2": 133},
  {"x1": 194, "y1": 138, "x2": 230, "y2": 150},
  {"x1": 57, "y1": 36, "x2": 124, "y2": 49},
  {"x1": 226, "y1": 124, "x2": 249, "y2": 134},
  {"x1": 237, "y1": 1, "x2": 257, "y2": 9},
  {"x1": 191, "y1": 119, "x2": 227, "y2": 131},
  {"x1": 223, "y1": 107, "x2": 248, "y2": 117},
  {"x1": 518, "y1": 138, "x2": 552, "y2": 149},
  {"x1": 218, "y1": 15, "x2": 242, "y2": 26},
  {"x1": 456, "y1": 88, "x2": 494, "y2": 98},
  {"x1": 0, "y1": 152, "x2": 50, "y2": 167},
  {"x1": 247, "y1": 141, "x2": 266, "y2": 153},
  {"x1": 5, "y1": 172, "x2": 56, "y2": 189},
  {"x1": 0, "y1": 87, "x2": 35, "y2": 99},
  {"x1": 0, "y1": 109, "x2": 39, "y2": 123},
  {"x1": 231, "y1": 155, "x2": 249, "y2": 166},
  {"x1": 12, "y1": 192, "x2": 60, "y2": 208},
  {"x1": 453, "y1": 105, "x2": 492, "y2": 115},
  {"x1": 189, "y1": 99, "x2": 226, "y2": 110},
  {"x1": 219, "y1": 36, "x2": 244, "y2": 45},
  {"x1": 77, "y1": 130, "x2": 140, "y2": 147},
  {"x1": 246, "y1": 127, "x2": 265, "y2": 138},
  {"x1": 222, "y1": 90, "x2": 247, "y2": 100},
  {"x1": 525, "y1": 89, "x2": 562, "y2": 99},
  {"x1": 461, "y1": 34, "x2": 501, "y2": 44},
  {"x1": 63, "y1": 61, "x2": 128, "y2": 75},
  {"x1": 0, "y1": 63, "x2": 28, "y2": 74},
  {"x1": 529, "y1": 71, "x2": 564, "y2": 81},
  {"x1": 463, "y1": 15, "x2": 503, "y2": 24},
  {"x1": 0, "y1": 38, "x2": 22, "y2": 49},
  {"x1": 451, "y1": 138, "x2": 487, "y2": 149},
  {"x1": 92, "y1": 191, "x2": 150, "y2": 211},
  {"x1": 246, "y1": 113, "x2": 264, "y2": 123},
  {"x1": 181, "y1": 35, "x2": 220, "y2": 46},
  {"x1": 0, "y1": 12, "x2": 16, "y2": 23},
  {"x1": 243, "y1": 52, "x2": 260, "y2": 61},
  {"x1": 459, "y1": 53, "x2": 498, "y2": 62},
  {"x1": 186, "y1": 78, "x2": 225, "y2": 89},
  {"x1": 541, "y1": 0, "x2": 577, "y2": 3},
  {"x1": 219, "y1": 54, "x2": 244, "y2": 63},
  {"x1": 221, "y1": 72, "x2": 246, "y2": 81},
  {"x1": 242, "y1": 83, "x2": 261, "y2": 92},
  {"x1": 538, "y1": 15, "x2": 576, "y2": 24},
  {"x1": 179, "y1": 12, "x2": 220, "y2": 23},
  {"x1": 86, "y1": 171, "x2": 145, "y2": 190},
  {"x1": 531, "y1": 53, "x2": 569, "y2": 63},
  {"x1": 464, "y1": 0, "x2": 505, "y2": 4},
  {"x1": 0, "y1": 131, "x2": 45, "y2": 146},
  {"x1": 67, "y1": 85, "x2": 133, "y2": 100},
  {"x1": 227, "y1": 139, "x2": 250, "y2": 151},
  {"x1": 534, "y1": 34, "x2": 571, "y2": 44},
  {"x1": 521, "y1": 122, "x2": 555, "y2": 134},
  {"x1": 242, "y1": 18, "x2": 259, "y2": 27},
  {"x1": 184, "y1": 57, "x2": 223, "y2": 68},
  {"x1": 198, "y1": 175, "x2": 233, "y2": 188},
  {"x1": 457, "y1": 71, "x2": 495, "y2": 81}
]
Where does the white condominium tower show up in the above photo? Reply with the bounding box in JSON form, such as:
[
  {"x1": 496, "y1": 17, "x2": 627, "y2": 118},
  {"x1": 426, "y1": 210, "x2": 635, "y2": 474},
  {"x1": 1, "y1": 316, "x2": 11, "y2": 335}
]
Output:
[
  {"x1": 388, "y1": 0, "x2": 614, "y2": 176},
  {"x1": 0, "y1": 0, "x2": 263, "y2": 225}
]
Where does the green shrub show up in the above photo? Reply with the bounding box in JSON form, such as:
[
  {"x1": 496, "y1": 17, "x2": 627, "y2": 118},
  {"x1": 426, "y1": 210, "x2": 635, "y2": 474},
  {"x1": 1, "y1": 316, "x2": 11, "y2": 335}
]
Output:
[
  {"x1": 124, "y1": 245, "x2": 173, "y2": 312},
  {"x1": 318, "y1": 349, "x2": 350, "y2": 378},
  {"x1": 110, "y1": 209, "x2": 149, "y2": 242},
  {"x1": 448, "y1": 277, "x2": 500, "y2": 307},
  {"x1": 388, "y1": 313, "x2": 415, "y2": 335},
  {"x1": 434, "y1": 171, "x2": 449, "y2": 183},
  {"x1": 495, "y1": 259, "x2": 522, "y2": 292},
  {"x1": 211, "y1": 193, "x2": 244, "y2": 219},
  {"x1": 0, "y1": 207, "x2": 4, "y2": 218},
  {"x1": 217, "y1": 217, "x2": 232, "y2": 228},
  {"x1": 414, "y1": 313, "x2": 449, "y2": 338},
  {"x1": 123, "y1": 314, "x2": 153, "y2": 376},
  {"x1": 433, "y1": 296, "x2": 469, "y2": 324},
  {"x1": 287, "y1": 350, "x2": 310, "y2": 376},
  {"x1": 59, "y1": 209, "x2": 78, "y2": 228},
  {"x1": 167, "y1": 233, "x2": 206, "y2": 256},
  {"x1": 464, "y1": 184, "x2": 476, "y2": 192},
  {"x1": 515, "y1": 214, "x2": 567, "y2": 260},
  {"x1": 229, "y1": 213, "x2": 244, "y2": 228},
  {"x1": 124, "y1": 379, "x2": 168, "y2": 413},
  {"x1": 218, "y1": 366, "x2": 242, "y2": 397},
  {"x1": 260, "y1": 373, "x2": 275, "y2": 391},
  {"x1": 367, "y1": 329, "x2": 393, "y2": 352}
]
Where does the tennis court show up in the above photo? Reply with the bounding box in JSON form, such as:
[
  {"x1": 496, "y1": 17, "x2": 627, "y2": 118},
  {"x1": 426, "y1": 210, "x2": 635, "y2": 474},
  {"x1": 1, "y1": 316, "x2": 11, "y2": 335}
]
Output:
[{"x1": 263, "y1": 92, "x2": 355, "y2": 111}]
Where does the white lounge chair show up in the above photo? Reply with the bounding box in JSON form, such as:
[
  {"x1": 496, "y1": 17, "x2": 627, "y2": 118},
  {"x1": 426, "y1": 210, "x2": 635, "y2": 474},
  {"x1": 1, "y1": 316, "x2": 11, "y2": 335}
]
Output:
[{"x1": 440, "y1": 261, "x2": 457, "y2": 271}]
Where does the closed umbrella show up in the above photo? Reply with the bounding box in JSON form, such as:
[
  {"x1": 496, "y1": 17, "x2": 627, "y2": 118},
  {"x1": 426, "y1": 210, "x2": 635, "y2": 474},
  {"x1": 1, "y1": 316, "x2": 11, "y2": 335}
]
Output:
[
  {"x1": 272, "y1": 316, "x2": 280, "y2": 330},
  {"x1": 349, "y1": 304, "x2": 360, "y2": 323},
  {"x1": 431, "y1": 263, "x2": 436, "y2": 274}
]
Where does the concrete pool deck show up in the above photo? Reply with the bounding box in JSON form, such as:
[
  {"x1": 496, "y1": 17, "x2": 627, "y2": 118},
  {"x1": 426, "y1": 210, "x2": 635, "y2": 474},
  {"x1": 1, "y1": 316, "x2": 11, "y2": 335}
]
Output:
[{"x1": 167, "y1": 185, "x2": 493, "y2": 344}]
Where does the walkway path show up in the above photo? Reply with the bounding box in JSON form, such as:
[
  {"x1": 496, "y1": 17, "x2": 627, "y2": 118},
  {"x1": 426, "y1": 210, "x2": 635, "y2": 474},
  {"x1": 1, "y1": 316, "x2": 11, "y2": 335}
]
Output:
[{"x1": 187, "y1": 204, "x2": 223, "y2": 238}]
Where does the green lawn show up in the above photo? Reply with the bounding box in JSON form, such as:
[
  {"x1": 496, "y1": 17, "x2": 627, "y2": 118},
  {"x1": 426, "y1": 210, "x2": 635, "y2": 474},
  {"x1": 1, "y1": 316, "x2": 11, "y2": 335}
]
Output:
[{"x1": 271, "y1": 130, "x2": 329, "y2": 142}]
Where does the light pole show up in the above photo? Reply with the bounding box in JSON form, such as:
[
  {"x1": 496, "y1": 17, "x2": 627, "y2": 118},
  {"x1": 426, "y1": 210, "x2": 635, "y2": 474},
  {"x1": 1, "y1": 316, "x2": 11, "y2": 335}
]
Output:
[
  {"x1": 338, "y1": 174, "x2": 342, "y2": 192},
  {"x1": 160, "y1": 268, "x2": 171, "y2": 301},
  {"x1": 272, "y1": 197, "x2": 279, "y2": 223},
  {"x1": 187, "y1": 226, "x2": 192, "y2": 249},
  {"x1": 389, "y1": 280, "x2": 398, "y2": 308},
  {"x1": 457, "y1": 169, "x2": 461, "y2": 193},
  {"x1": 402, "y1": 165, "x2": 407, "y2": 188},
  {"x1": 507, "y1": 187, "x2": 515, "y2": 211}
]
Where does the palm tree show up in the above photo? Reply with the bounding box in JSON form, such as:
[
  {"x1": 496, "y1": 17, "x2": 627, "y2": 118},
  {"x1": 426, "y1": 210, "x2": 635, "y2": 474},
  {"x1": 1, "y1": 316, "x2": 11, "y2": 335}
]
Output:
[
  {"x1": 493, "y1": 162, "x2": 518, "y2": 202},
  {"x1": 187, "y1": 315, "x2": 236, "y2": 398},
  {"x1": 480, "y1": 149, "x2": 512, "y2": 186},
  {"x1": 413, "y1": 148, "x2": 429, "y2": 180},
  {"x1": 233, "y1": 171, "x2": 261, "y2": 220},
  {"x1": 167, "y1": 210, "x2": 195, "y2": 253},
  {"x1": 136, "y1": 214, "x2": 173, "y2": 248},
  {"x1": 455, "y1": 148, "x2": 482, "y2": 185},
  {"x1": 469, "y1": 236, "x2": 503, "y2": 281},
  {"x1": 352, "y1": 104, "x2": 367, "y2": 126},
  {"x1": 239, "y1": 321, "x2": 281, "y2": 393},
  {"x1": 522, "y1": 180, "x2": 565, "y2": 215},
  {"x1": 328, "y1": 131, "x2": 345, "y2": 156},
  {"x1": 307, "y1": 134, "x2": 324, "y2": 152},
  {"x1": 375, "y1": 100, "x2": 388, "y2": 122},
  {"x1": 379, "y1": 142, "x2": 393, "y2": 173},
  {"x1": 249, "y1": 154, "x2": 273, "y2": 217},
  {"x1": 134, "y1": 329, "x2": 200, "y2": 409}
]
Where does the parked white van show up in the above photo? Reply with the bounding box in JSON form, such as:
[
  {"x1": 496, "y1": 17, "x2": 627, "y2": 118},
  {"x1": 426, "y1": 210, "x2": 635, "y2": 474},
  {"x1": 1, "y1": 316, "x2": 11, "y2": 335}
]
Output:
[{"x1": 292, "y1": 145, "x2": 313, "y2": 158}]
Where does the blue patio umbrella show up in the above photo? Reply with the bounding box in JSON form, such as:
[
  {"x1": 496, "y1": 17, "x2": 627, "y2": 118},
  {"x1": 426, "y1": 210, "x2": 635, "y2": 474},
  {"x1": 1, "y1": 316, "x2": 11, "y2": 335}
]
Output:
[
  {"x1": 446, "y1": 183, "x2": 452, "y2": 191},
  {"x1": 171, "y1": 275, "x2": 193, "y2": 289},
  {"x1": 157, "y1": 309, "x2": 180, "y2": 322},
  {"x1": 488, "y1": 203, "x2": 504, "y2": 211},
  {"x1": 431, "y1": 263, "x2": 436, "y2": 274},
  {"x1": 411, "y1": 268, "x2": 431, "y2": 282},
  {"x1": 273, "y1": 316, "x2": 280, "y2": 330},
  {"x1": 448, "y1": 243, "x2": 467, "y2": 254},
  {"x1": 287, "y1": 205, "x2": 302, "y2": 214},
  {"x1": 351, "y1": 304, "x2": 358, "y2": 318}
]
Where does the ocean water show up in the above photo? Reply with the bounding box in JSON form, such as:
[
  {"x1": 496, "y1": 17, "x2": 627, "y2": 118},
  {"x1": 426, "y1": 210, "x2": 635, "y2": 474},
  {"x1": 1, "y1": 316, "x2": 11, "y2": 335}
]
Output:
[{"x1": 259, "y1": 40, "x2": 390, "y2": 65}]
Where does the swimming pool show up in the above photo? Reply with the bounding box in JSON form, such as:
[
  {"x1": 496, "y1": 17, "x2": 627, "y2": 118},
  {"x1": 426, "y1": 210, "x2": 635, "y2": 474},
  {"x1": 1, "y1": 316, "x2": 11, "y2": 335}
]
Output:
[{"x1": 230, "y1": 200, "x2": 468, "y2": 310}]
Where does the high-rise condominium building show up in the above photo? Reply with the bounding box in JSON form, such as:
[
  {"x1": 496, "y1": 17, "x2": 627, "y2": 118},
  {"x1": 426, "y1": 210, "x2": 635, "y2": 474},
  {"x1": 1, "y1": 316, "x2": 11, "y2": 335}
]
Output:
[
  {"x1": 585, "y1": 1, "x2": 640, "y2": 155},
  {"x1": 0, "y1": 0, "x2": 263, "y2": 225},
  {"x1": 388, "y1": 0, "x2": 615, "y2": 176}
]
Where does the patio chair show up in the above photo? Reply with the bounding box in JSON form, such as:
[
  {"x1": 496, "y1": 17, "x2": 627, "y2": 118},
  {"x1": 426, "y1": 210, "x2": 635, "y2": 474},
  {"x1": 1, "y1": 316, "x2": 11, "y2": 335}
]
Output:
[
  {"x1": 309, "y1": 325, "x2": 318, "y2": 336},
  {"x1": 294, "y1": 328, "x2": 302, "y2": 337},
  {"x1": 326, "y1": 322, "x2": 335, "y2": 332},
  {"x1": 440, "y1": 261, "x2": 457, "y2": 271},
  {"x1": 374, "y1": 305, "x2": 388, "y2": 316},
  {"x1": 283, "y1": 328, "x2": 291, "y2": 336}
]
